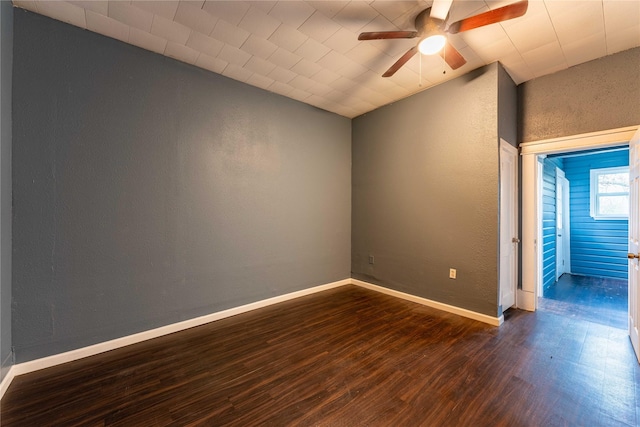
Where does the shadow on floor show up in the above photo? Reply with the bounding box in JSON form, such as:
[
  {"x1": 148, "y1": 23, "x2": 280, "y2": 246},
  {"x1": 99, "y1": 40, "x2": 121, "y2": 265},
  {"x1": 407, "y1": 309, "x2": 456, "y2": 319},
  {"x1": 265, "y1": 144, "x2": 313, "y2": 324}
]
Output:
[{"x1": 538, "y1": 273, "x2": 628, "y2": 329}]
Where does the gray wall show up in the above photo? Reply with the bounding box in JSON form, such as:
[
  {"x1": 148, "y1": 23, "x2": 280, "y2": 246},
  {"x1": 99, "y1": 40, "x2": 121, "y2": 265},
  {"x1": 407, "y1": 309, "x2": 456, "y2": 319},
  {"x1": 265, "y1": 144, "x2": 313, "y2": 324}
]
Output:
[
  {"x1": 0, "y1": 0, "x2": 13, "y2": 381},
  {"x1": 519, "y1": 47, "x2": 640, "y2": 142},
  {"x1": 352, "y1": 64, "x2": 502, "y2": 317},
  {"x1": 12, "y1": 10, "x2": 351, "y2": 363},
  {"x1": 498, "y1": 63, "x2": 518, "y2": 147}
]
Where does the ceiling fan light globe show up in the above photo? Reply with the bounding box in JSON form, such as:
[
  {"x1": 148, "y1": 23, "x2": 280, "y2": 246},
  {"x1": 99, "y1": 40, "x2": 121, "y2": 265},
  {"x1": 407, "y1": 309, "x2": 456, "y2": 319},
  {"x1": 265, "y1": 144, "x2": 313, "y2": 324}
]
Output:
[{"x1": 418, "y1": 35, "x2": 446, "y2": 55}]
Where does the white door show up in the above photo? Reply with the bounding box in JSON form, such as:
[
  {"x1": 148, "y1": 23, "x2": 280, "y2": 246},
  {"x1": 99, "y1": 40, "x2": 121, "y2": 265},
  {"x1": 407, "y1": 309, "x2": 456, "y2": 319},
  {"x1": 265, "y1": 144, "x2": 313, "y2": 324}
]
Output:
[
  {"x1": 556, "y1": 169, "x2": 570, "y2": 280},
  {"x1": 628, "y1": 128, "x2": 640, "y2": 363},
  {"x1": 500, "y1": 140, "x2": 518, "y2": 313}
]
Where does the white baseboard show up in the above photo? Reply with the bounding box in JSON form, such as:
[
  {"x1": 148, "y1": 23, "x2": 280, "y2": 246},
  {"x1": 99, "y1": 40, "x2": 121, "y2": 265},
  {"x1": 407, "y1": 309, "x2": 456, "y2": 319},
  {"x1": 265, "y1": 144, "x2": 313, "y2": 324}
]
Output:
[
  {"x1": 7, "y1": 279, "x2": 350, "y2": 381},
  {"x1": 0, "y1": 365, "x2": 16, "y2": 400},
  {"x1": 1, "y1": 277, "x2": 504, "y2": 401},
  {"x1": 351, "y1": 279, "x2": 504, "y2": 326}
]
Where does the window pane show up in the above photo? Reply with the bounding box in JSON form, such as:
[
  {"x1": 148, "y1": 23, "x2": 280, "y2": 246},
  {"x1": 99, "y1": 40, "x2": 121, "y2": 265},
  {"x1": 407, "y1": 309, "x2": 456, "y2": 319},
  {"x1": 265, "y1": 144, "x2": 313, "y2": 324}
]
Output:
[
  {"x1": 599, "y1": 195, "x2": 629, "y2": 216},
  {"x1": 598, "y1": 172, "x2": 629, "y2": 193}
]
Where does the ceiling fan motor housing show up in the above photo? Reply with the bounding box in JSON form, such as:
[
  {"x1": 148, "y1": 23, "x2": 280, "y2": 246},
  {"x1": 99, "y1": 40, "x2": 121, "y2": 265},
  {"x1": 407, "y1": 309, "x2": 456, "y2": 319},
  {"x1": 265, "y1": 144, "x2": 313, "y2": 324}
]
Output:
[{"x1": 415, "y1": 8, "x2": 446, "y2": 38}]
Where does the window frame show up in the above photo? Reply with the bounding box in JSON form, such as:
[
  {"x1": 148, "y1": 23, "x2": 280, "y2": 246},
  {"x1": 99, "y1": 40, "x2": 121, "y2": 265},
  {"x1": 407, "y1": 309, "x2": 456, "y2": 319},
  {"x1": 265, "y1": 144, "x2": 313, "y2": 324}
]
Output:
[{"x1": 589, "y1": 166, "x2": 629, "y2": 220}]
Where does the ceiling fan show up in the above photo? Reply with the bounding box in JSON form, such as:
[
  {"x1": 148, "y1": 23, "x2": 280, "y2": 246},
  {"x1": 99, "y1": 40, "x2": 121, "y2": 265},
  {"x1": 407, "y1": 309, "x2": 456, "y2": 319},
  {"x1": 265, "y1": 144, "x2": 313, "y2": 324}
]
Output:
[{"x1": 358, "y1": 0, "x2": 529, "y2": 77}]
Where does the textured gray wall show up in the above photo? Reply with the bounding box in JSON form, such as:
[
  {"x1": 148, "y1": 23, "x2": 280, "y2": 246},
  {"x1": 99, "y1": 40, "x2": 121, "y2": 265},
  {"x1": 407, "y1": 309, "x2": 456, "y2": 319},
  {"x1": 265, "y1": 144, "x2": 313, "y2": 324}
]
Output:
[
  {"x1": 12, "y1": 10, "x2": 351, "y2": 363},
  {"x1": 519, "y1": 47, "x2": 640, "y2": 142},
  {"x1": 0, "y1": 0, "x2": 13, "y2": 381},
  {"x1": 498, "y1": 63, "x2": 518, "y2": 147},
  {"x1": 352, "y1": 64, "x2": 501, "y2": 317}
]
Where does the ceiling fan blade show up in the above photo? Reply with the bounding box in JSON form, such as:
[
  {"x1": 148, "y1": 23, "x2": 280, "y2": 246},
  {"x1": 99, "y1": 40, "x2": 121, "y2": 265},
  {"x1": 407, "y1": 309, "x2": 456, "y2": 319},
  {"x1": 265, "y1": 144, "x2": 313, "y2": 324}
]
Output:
[
  {"x1": 430, "y1": 0, "x2": 453, "y2": 20},
  {"x1": 358, "y1": 31, "x2": 418, "y2": 40},
  {"x1": 440, "y1": 41, "x2": 466, "y2": 70},
  {"x1": 447, "y1": 0, "x2": 528, "y2": 34},
  {"x1": 382, "y1": 46, "x2": 418, "y2": 77}
]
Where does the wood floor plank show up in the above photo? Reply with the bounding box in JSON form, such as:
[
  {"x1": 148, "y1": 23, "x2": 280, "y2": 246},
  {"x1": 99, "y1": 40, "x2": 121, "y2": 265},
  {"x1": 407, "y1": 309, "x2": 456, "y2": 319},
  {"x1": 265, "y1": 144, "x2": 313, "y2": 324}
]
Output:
[{"x1": 2, "y1": 285, "x2": 639, "y2": 426}]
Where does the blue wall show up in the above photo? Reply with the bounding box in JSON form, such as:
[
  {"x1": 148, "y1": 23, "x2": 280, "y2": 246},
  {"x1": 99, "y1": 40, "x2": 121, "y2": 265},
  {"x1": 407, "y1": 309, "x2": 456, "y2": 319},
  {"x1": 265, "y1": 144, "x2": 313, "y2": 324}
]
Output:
[{"x1": 563, "y1": 150, "x2": 629, "y2": 279}]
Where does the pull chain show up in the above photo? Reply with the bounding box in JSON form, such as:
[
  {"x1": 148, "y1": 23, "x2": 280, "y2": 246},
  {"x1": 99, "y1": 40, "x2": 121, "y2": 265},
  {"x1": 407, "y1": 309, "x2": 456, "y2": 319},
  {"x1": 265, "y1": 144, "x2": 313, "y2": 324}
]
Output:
[{"x1": 419, "y1": 53, "x2": 423, "y2": 87}]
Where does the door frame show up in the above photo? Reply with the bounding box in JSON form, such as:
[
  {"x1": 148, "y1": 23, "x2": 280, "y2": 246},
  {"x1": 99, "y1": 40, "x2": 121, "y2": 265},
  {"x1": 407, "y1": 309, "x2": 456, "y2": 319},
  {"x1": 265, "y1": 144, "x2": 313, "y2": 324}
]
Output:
[{"x1": 519, "y1": 126, "x2": 639, "y2": 311}]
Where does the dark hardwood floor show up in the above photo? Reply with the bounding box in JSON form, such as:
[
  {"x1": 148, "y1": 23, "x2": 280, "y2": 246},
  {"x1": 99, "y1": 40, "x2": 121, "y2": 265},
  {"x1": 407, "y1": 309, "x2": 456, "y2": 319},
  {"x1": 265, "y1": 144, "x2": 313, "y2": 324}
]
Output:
[
  {"x1": 2, "y1": 285, "x2": 639, "y2": 426},
  {"x1": 540, "y1": 273, "x2": 628, "y2": 329}
]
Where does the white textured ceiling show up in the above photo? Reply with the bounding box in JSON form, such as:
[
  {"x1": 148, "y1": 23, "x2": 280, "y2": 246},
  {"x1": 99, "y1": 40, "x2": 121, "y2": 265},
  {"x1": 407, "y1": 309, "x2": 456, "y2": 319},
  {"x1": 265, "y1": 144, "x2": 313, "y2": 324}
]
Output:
[{"x1": 12, "y1": 0, "x2": 640, "y2": 118}]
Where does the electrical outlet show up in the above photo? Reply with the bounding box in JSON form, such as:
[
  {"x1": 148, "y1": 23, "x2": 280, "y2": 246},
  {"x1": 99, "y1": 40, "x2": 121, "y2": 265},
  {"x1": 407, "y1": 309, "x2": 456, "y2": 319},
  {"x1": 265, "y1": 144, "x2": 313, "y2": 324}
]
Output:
[
  {"x1": 449, "y1": 268, "x2": 457, "y2": 279},
  {"x1": 368, "y1": 255, "x2": 375, "y2": 264}
]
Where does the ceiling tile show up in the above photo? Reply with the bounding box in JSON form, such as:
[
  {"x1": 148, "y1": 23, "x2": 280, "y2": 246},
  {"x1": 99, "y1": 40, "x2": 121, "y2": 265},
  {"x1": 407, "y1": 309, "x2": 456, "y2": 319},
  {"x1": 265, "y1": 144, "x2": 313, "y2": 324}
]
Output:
[
  {"x1": 313, "y1": 68, "x2": 341, "y2": 85},
  {"x1": 268, "y1": 24, "x2": 308, "y2": 53},
  {"x1": 351, "y1": 69, "x2": 380, "y2": 85},
  {"x1": 108, "y1": 1, "x2": 153, "y2": 33},
  {"x1": 244, "y1": 56, "x2": 277, "y2": 75},
  {"x1": 332, "y1": 2, "x2": 379, "y2": 34},
  {"x1": 246, "y1": 73, "x2": 275, "y2": 90},
  {"x1": 548, "y1": 1, "x2": 605, "y2": 46},
  {"x1": 357, "y1": 13, "x2": 397, "y2": 33},
  {"x1": 306, "y1": 81, "x2": 333, "y2": 96},
  {"x1": 290, "y1": 58, "x2": 323, "y2": 78},
  {"x1": 128, "y1": 27, "x2": 167, "y2": 54},
  {"x1": 150, "y1": 14, "x2": 191, "y2": 45},
  {"x1": 605, "y1": 25, "x2": 640, "y2": 55},
  {"x1": 469, "y1": 34, "x2": 518, "y2": 64},
  {"x1": 305, "y1": 1, "x2": 349, "y2": 19},
  {"x1": 268, "y1": 47, "x2": 302, "y2": 70},
  {"x1": 604, "y1": 0, "x2": 640, "y2": 31},
  {"x1": 289, "y1": 74, "x2": 315, "y2": 91},
  {"x1": 241, "y1": 35, "x2": 278, "y2": 60},
  {"x1": 210, "y1": 18, "x2": 250, "y2": 48},
  {"x1": 370, "y1": 1, "x2": 421, "y2": 23},
  {"x1": 174, "y1": 1, "x2": 218, "y2": 36},
  {"x1": 35, "y1": 1, "x2": 86, "y2": 28},
  {"x1": 502, "y1": 8, "x2": 557, "y2": 53},
  {"x1": 288, "y1": 88, "x2": 312, "y2": 102},
  {"x1": 186, "y1": 31, "x2": 224, "y2": 58},
  {"x1": 222, "y1": 63, "x2": 253, "y2": 82},
  {"x1": 217, "y1": 44, "x2": 252, "y2": 66},
  {"x1": 295, "y1": 38, "x2": 331, "y2": 62},
  {"x1": 12, "y1": 1, "x2": 38, "y2": 14},
  {"x1": 202, "y1": 1, "x2": 249, "y2": 26},
  {"x1": 521, "y1": 40, "x2": 568, "y2": 77},
  {"x1": 69, "y1": 1, "x2": 108, "y2": 16},
  {"x1": 336, "y1": 60, "x2": 369, "y2": 80},
  {"x1": 324, "y1": 27, "x2": 360, "y2": 54},
  {"x1": 387, "y1": 67, "x2": 423, "y2": 91},
  {"x1": 165, "y1": 41, "x2": 200, "y2": 64},
  {"x1": 268, "y1": 65, "x2": 297, "y2": 83},
  {"x1": 131, "y1": 1, "x2": 179, "y2": 21},
  {"x1": 195, "y1": 53, "x2": 227, "y2": 73},
  {"x1": 245, "y1": 1, "x2": 276, "y2": 14},
  {"x1": 317, "y1": 50, "x2": 354, "y2": 73},
  {"x1": 298, "y1": 11, "x2": 341, "y2": 42},
  {"x1": 269, "y1": 81, "x2": 295, "y2": 96},
  {"x1": 85, "y1": 10, "x2": 129, "y2": 43},
  {"x1": 501, "y1": 61, "x2": 534, "y2": 85},
  {"x1": 345, "y1": 42, "x2": 386, "y2": 69},
  {"x1": 331, "y1": 76, "x2": 358, "y2": 92},
  {"x1": 268, "y1": 1, "x2": 315, "y2": 28},
  {"x1": 238, "y1": 6, "x2": 281, "y2": 39},
  {"x1": 562, "y1": 31, "x2": 607, "y2": 67}
]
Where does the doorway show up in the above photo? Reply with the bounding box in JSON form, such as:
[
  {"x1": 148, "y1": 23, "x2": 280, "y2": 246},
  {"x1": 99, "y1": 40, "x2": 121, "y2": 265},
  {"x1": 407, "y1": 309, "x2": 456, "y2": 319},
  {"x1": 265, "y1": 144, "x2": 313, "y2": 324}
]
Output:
[
  {"x1": 520, "y1": 125, "x2": 640, "y2": 360},
  {"x1": 536, "y1": 148, "x2": 629, "y2": 329}
]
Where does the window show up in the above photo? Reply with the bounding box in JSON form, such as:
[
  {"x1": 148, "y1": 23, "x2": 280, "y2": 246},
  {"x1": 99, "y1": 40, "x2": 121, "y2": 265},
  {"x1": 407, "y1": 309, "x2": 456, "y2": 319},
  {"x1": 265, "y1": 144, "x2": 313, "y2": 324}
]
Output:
[{"x1": 590, "y1": 166, "x2": 629, "y2": 219}]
